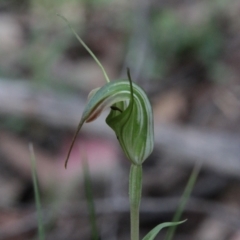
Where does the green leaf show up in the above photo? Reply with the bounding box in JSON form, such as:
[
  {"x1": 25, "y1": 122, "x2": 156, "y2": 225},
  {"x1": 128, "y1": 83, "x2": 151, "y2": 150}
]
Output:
[
  {"x1": 142, "y1": 220, "x2": 186, "y2": 240},
  {"x1": 164, "y1": 163, "x2": 201, "y2": 240},
  {"x1": 65, "y1": 76, "x2": 154, "y2": 167}
]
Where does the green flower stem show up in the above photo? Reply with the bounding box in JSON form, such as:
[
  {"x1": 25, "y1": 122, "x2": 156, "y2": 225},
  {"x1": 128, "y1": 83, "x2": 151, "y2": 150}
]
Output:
[{"x1": 129, "y1": 164, "x2": 142, "y2": 240}]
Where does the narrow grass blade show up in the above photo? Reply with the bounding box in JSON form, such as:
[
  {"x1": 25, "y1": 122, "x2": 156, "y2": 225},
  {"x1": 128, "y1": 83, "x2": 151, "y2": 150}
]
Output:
[
  {"x1": 164, "y1": 163, "x2": 201, "y2": 240},
  {"x1": 29, "y1": 143, "x2": 45, "y2": 240},
  {"x1": 82, "y1": 151, "x2": 99, "y2": 240},
  {"x1": 142, "y1": 220, "x2": 186, "y2": 240}
]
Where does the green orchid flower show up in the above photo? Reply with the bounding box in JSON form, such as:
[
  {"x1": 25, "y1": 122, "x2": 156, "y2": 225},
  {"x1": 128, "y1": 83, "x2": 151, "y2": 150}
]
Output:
[
  {"x1": 65, "y1": 69, "x2": 154, "y2": 168},
  {"x1": 57, "y1": 15, "x2": 154, "y2": 169},
  {"x1": 59, "y1": 15, "x2": 190, "y2": 240}
]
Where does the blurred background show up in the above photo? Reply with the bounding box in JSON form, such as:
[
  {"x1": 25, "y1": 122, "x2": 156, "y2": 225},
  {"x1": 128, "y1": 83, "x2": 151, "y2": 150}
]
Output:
[{"x1": 0, "y1": 0, "x2": 240, "y2": 239}]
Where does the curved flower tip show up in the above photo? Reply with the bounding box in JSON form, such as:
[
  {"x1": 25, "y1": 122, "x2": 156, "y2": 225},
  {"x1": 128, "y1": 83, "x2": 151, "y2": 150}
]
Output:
[{"x1": 65, "y1": 72, "x2": 154, "y2": 167}]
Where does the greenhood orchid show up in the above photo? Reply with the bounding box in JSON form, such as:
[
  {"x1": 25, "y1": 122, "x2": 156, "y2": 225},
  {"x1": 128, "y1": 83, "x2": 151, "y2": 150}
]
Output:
[
  {"x1": 65, "y1": 70, "x2": 154, "y2": 168},
  {"x1": 59, "y1": 15, "x2": 188, "y2": 240},
  {"x1": 58, "y1": 14, "x2": 154, "y2": 168}
]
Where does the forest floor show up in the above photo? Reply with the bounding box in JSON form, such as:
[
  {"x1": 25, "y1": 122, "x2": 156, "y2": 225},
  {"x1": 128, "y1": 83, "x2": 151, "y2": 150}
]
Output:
[{"x1": 0, "y1": 1, "x2": 240, "y2": 239}]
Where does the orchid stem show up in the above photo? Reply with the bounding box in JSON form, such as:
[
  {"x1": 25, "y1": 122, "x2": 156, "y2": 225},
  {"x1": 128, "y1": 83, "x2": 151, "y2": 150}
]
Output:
[{"x1": 129, "y1": 164, "x2": 142, "y2": 240}]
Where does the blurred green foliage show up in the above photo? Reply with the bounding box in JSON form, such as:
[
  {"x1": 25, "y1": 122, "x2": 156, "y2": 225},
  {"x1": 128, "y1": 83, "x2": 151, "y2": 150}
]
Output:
[
  {"x1": 150, "y1": 10, "x2": 224, "y2": 80},
  {"x1": 0, "y1": 1, "x2": 230, "y2": 134},
  {"x1": 0, "y1": 116, "x2": 26, "y2": 133}
]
